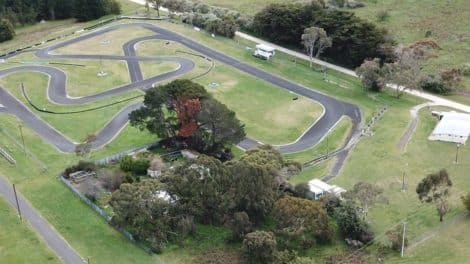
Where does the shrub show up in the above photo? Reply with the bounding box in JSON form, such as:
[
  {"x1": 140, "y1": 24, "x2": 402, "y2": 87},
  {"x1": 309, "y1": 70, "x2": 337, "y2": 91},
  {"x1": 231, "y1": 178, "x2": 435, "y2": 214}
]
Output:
[
  {"x1": 376, "y1": 10, "x2": 390, "y2": 22},
  {"x1": 334, "y1": 201, "x2": 374, "y2": 243},
  {"x1": 462, "y1": 193, "x2": 470, "y2": 211},
  {"x1": 104, "y1": 0, "x2": 122, "y2": 15},
  {"x1": 320, "y1": 193, "x2": 341, "y2": 216},
  {"x1": 329, "y1": 0, "x2": 345, "y2": 8},
  {"x1": 227, "y1": 211, "x2": 253, "y2": 241},
  {"x1": 294, "y1": 183, "x2": 311, "y2": 199},
  {"x1": 386, "y1": 225, "x2": 407, "y2": 251},
  {"x1": 419, "y1": 75, "x2": 450, "y2": 94},
  {"x1": 440, "y1": 68, "x2": 463, "y2": 91},
  {"x1": 243, "y1": 231, "x2": 277, "y2": 263},
  {"x1": 461, "y1": 63, "x2": 470, "y2": 76},
  {"x1": 0, "y1": 19, "x2": 15, "y2": 42},
  {"x1": 119, "y1": 155, "x2": 134, "y2": 172},
  {"x1": 99, "y1": 169, "x2": 125, "y2": 192},
  {"x1": 132, "y1": 159, "x2": 150, "y2": 175}
]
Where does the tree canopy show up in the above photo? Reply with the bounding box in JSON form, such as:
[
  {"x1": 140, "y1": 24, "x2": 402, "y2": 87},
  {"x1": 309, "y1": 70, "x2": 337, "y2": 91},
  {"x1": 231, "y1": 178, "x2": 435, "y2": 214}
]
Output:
[
  {"x1": 129, "y1": 79, "x2": 245, "y2": 155},
  {"x1": 0, "y1": 19, "x2": 15, "y2": 43},
  {"x1": 416, "y1": 169, "x2": 452, "y2": 222},
  {"x1": 252, "y1": 3, "x2": 394, "y2": 67}
]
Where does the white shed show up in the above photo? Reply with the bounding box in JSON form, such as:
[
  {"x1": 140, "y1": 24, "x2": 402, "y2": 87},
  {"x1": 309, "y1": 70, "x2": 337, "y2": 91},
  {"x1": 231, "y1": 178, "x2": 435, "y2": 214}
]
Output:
[{"x1": 429, "y1": 111, "x2": 470, "y2": 144}]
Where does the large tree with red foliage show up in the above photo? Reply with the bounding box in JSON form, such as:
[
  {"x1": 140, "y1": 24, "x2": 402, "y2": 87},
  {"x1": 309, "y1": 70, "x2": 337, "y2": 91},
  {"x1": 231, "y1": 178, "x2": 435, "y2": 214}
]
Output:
[
  {"x1": 176, "y1": 97, "x2": 201, "y2": 137},
  {"x1": 130, "y1": 79, "x2": 245, "y2": 155}
]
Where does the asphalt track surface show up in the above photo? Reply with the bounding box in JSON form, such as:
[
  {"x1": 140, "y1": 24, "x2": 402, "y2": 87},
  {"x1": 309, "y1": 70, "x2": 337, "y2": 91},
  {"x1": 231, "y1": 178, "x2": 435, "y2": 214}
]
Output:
[{"x1": 0, "y1": 22, "x2": 362, "y2": 154}]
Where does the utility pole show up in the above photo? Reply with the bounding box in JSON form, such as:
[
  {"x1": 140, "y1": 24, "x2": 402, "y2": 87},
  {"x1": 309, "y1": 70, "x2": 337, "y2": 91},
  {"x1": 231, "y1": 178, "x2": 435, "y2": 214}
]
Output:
[
  {"x1": 454, "y1": 143, "x2": 461, "y2": 164},
  {"x1": 401, "y1": 221, "x2": 407, "y2": 258},
  {"x1": 13, "y1": 184, "x2": 22, "y2": 221},
  {"x1": 402, "y1": 171, "x2": 406, "y2": 192},
  {"x1": 326, "y1": 135, "x2": 329, "y2": 157},
  {"x1": 18, "y1": 122, "x2": 26, "y2": 155}
]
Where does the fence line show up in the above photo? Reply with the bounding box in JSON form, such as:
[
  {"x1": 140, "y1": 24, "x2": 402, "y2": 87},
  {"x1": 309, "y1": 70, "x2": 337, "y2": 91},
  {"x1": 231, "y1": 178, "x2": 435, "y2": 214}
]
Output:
[
  {"x1": 94, "y1": 141, "x2": 160, "y2": 166},
  {"x1": 60, "y1": 175, "x2": 154, "y2": 253},
  {"x1": 0, "y1": 146, "x2": 16, "y2": 164}
]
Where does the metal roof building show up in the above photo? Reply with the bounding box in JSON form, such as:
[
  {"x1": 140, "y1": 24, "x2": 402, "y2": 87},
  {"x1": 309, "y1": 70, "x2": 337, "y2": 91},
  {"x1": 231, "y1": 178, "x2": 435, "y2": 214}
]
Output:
[{"x1": 429, "y1": 111, "x2": 470, "y2": 145}]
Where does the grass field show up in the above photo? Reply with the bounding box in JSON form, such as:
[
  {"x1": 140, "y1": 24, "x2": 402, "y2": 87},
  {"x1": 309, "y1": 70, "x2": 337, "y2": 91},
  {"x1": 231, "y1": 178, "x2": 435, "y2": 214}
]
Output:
[
  {"x1": 0, "y1": 198, "x2": 59, "y2": 263},
  {"x1": 54, "y1": 26, "x2": 156, "y2": 56},
  {"x1": 137, "y1": 38, "x2": 324, "y2": 144}
]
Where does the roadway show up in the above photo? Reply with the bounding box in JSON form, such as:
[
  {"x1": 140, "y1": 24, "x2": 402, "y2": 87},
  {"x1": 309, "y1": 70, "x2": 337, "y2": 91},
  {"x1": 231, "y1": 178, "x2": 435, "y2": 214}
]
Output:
[{"x1": 0, "y1": 22, "x2": 363, "y2": 154}]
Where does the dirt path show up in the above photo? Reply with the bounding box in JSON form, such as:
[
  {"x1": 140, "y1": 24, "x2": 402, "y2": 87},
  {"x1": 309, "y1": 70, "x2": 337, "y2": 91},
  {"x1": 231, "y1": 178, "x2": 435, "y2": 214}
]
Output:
[{"x1": 397, "y1": 103, "x2": 436, "y2": 152}]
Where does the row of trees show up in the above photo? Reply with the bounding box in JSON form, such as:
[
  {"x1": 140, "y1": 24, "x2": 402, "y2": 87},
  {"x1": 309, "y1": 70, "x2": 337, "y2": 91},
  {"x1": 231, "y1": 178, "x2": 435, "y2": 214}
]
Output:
[
  {"x1": 129, "y1": 79, "x2": 245, "y2": 157},
  {"x1": 252, "y1": 2, "x2": 394, "y2": 68},
  {"x1": 109, "y1": 145, "x2": 287, "y2": 252},
  {"x1": 355, "y1": 39, "x2": 463, "y2": 96},
  {"x1": 0, "y1": 0, "x2": 121, "y2": 42},
  {"x1": 109, "y1": 144, "x2": 381, "y2": 260}
]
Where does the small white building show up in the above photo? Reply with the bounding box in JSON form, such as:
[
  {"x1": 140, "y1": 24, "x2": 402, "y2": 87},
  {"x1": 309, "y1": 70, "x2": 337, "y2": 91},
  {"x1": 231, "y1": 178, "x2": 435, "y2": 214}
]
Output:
[
  {"x1": 253, "y1": 44, "x2": 275, "y2": 60},
  {"x1": 307, "y1": 179, "x2": 346, "y2": 200},
  {"x1": 429, "y1": 111, "x2": 470, "y2": 145}
]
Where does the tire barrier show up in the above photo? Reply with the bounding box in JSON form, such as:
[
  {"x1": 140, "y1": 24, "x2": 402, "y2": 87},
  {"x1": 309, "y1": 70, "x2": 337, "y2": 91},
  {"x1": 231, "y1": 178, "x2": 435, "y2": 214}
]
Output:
[{"x1": 21, "y1": 83, "x2": 143, "y2": 115}]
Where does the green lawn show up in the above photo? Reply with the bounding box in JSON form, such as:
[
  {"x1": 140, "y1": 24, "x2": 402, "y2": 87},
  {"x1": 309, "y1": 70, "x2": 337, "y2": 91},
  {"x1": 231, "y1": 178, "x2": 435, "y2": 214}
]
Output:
[
  {"x1": 137, "y1": 38, "x2": 324, "y2": 144},
  {"x1": 0, "y1": 198, "x2": 60, "y2": 263}
]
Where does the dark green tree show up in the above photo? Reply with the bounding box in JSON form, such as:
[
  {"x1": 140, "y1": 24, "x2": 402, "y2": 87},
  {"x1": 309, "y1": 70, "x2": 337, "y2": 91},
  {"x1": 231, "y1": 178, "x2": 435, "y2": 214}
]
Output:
[
  {"x1": 0, "y1": 19, "x2": 15, "y2": 42},
  {"x1": 226, "y1": 159, "x2": 279, "y2": 223},
  {"x1": 129, "y1": 79, "x2": 208, "y2": 141},
  {"x1": 334, "y1": 201, "x2": 374, "y2": 243},
  {"x1": 130, "y1": 79, "x2": 244, "y2": 155},
  {"x1": 160, "y1": 155, "x2": 230, "y2": 224},
  {"x1": 416, "y1": 169, "x2": 453, "y2": 222},
  {"x1": 110, "y1": 180, "x2": 185, "y2": 252},
  {"x1": 193, "y1": 98, "x2": 245, "y2": 154}
]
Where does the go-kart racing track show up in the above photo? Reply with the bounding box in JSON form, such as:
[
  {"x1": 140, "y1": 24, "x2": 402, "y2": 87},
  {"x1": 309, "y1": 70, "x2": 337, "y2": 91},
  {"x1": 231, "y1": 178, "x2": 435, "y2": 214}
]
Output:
[{"x1": 0, "y1": 22, "x2": 362, "y2": 154}]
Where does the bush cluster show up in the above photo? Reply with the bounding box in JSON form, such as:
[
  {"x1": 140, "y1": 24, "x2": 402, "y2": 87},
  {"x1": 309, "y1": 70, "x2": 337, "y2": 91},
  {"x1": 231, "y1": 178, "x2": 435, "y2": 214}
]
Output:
[
  {"x1": 119, "y1": 155, "x2": 150, "y2": 175},
  {"x1": 0, "y1": 19, "x2": 15, "y2": 43},
  {"x1": 0, "y1": 0, "x2": 122, "y2": 42},
  {"x1": 164, "y1": 0, "x2": 251, "y2": 38}
]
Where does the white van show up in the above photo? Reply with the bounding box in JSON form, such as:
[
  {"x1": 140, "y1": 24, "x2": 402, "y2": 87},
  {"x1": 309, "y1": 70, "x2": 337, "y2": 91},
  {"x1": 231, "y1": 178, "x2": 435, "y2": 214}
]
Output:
[{"x1": 253, "y1": 44, "x2": 275, "y2": 60}]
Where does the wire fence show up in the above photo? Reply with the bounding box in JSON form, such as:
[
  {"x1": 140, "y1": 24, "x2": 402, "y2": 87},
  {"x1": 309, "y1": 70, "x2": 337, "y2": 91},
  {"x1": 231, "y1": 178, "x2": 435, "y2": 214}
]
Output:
[{"x1": 95, "y1": 141, "x2": 161, "y2": 166}]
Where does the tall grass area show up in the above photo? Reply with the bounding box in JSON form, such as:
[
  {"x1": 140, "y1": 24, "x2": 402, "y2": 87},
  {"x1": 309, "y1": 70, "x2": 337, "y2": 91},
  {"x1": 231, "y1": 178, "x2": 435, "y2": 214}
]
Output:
[{"x1": 353, "y1": 0, "x2": 469, "y2": 91}]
